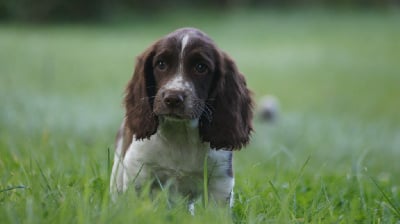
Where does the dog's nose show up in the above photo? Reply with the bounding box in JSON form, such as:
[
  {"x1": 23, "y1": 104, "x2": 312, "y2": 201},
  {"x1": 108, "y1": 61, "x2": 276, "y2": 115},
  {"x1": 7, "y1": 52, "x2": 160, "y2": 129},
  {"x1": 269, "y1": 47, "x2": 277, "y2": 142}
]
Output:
[{"x1": 163, "y1": 91, "x2": 185, "y2": 107}]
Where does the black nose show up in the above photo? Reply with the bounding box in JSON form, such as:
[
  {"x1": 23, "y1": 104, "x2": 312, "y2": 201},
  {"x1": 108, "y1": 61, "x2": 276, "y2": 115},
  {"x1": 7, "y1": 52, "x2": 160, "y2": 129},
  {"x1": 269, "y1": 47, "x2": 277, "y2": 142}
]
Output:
[{"x1": 163, "y1": 91, "x2": 185, "y2": 107}]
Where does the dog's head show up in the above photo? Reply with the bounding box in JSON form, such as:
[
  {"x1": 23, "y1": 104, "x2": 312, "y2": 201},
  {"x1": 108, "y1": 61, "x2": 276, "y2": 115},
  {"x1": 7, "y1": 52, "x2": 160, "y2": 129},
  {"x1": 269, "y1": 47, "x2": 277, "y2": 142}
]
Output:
[{"x1": 124, "y1": 28, "x2": 253, "y2": 150}]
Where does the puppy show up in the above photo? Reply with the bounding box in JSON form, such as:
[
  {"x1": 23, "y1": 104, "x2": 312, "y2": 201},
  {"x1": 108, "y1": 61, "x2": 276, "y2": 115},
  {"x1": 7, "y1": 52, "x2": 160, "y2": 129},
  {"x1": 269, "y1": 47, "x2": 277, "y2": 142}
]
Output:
[{"x1": 110, "y1": 28, "x2": 253, "y2": 213}]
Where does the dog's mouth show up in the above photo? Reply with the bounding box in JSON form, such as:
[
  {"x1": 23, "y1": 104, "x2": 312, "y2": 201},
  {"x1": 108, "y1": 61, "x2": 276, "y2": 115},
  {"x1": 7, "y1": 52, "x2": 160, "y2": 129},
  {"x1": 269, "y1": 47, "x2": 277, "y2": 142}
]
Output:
[
  {"x1": 155, "y1": 110, "x2": 199, "y2": 121},
  {"x1": 158, "y1": 112, "x2": 196, "y2": 121}
]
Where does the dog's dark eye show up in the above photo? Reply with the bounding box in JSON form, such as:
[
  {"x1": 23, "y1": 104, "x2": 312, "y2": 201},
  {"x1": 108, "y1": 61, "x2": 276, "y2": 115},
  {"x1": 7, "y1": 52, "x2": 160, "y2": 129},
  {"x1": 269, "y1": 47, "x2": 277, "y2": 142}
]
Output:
[
  {"x1": 156, "y1": 60, "x2": 167, "y2": 71},
  {"x1": 194, "y1": 63, "x2": 208, "y2": 74}
]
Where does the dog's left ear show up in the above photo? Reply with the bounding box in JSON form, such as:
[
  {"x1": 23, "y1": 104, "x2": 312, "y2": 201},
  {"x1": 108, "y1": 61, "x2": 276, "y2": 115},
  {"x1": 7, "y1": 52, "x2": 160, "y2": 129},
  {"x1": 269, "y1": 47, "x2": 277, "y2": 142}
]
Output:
[{"x1": 200, "y1": 52, "x2": 254, "y2": 150}]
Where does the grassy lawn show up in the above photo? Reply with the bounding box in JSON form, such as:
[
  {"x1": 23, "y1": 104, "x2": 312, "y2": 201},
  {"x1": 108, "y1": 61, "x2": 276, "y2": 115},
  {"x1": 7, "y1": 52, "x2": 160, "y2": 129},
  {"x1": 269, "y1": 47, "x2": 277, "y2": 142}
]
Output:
[{"x1": 1, "y1": 9, "x2": 400, "y2": 223}]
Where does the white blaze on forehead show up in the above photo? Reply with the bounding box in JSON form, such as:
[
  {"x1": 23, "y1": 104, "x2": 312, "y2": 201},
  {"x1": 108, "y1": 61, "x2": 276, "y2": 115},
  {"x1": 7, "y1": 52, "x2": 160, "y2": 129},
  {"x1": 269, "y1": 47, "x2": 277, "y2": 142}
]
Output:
[
  {"x1": 181, "y1": 34, "x2": 190, "y2": 54},
  {"x1": 161, "y1": 32, "x2": 196, "y2": 94},
  {"x1": 163, "y1": 33, "x2": 194, "y2": 92}
]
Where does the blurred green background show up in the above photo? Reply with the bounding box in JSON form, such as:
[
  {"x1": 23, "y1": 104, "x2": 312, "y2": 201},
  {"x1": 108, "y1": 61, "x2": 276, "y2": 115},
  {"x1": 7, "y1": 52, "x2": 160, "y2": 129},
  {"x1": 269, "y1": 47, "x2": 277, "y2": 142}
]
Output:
[
  {"x1": 1, "y1": 1, "x2": 400, "y2": 223},
  {"x1": 0, "y1": 0, "x2": 399, "y2": 22}
]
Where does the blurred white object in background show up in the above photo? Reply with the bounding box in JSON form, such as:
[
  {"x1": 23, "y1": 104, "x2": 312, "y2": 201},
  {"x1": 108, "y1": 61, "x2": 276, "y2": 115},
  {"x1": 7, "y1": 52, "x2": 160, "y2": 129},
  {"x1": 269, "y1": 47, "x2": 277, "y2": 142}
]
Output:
[{"x1": 258, "y1": 95, "x2": 280, "y2": 122}]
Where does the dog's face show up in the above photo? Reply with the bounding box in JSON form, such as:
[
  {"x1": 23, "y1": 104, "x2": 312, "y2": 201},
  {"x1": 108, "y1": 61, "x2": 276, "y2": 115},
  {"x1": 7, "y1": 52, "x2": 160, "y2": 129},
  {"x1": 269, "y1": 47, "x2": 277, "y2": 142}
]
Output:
[
  {"x1": 125, "y1": 28, "x2": 254, "y2": 150},
  {"x1": 152, "y1": 29, "x2": 217, "y2": 120}
]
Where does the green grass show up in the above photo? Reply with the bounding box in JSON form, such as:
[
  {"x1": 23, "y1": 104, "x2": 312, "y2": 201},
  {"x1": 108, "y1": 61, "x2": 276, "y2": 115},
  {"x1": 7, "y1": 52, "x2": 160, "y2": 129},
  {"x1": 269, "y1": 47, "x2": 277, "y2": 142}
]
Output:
[{"x1": 1, "y1": 9, "x2": 400, "y2": 223}]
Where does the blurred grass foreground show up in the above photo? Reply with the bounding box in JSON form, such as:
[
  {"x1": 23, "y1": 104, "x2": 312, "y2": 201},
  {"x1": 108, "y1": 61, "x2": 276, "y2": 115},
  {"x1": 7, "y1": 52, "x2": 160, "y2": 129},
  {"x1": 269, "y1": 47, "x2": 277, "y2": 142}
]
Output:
[{"x1": 1, "y1": 3, "x2": 400, "y2": 224}]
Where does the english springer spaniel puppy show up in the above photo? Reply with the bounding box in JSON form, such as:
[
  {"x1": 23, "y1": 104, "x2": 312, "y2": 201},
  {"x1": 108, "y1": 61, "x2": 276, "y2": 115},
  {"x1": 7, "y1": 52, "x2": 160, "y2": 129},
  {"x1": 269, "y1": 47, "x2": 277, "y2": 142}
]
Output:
[{"x1": 110, "y1": 28, "x2": 253, "y2": 212}]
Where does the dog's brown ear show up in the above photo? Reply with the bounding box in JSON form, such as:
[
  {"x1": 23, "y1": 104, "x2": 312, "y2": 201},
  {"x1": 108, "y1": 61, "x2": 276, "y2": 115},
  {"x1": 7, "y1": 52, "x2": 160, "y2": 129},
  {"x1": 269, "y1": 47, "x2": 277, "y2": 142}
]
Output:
[
  {"x1": 124, "y1": 45, "x2": 158, "y2": 140},
  {"x1": 200, "y1": 52, "x2": 254, "y2": 150}
]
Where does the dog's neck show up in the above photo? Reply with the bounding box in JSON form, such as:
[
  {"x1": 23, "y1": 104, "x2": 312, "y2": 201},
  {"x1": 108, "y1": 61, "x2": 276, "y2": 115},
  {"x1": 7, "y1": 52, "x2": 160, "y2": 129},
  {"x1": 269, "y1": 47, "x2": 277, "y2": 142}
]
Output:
[{"x1": 156, "y1": 117, "x2": 202, "y2": 145}]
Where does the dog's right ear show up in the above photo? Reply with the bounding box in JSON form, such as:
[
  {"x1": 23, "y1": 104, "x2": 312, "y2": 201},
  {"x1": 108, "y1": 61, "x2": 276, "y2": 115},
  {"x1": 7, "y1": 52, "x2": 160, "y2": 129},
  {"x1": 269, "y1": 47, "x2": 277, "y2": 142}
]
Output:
[{"x1": 124, "y1": 44, "x2": 158, "y2": 140}]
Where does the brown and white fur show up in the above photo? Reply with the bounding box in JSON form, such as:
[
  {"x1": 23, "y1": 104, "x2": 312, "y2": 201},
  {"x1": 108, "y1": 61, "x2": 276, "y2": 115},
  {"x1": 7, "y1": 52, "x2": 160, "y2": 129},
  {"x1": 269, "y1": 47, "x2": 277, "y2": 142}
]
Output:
[{"x1": 110, "y1": 28, "x2": 253, "y2": 213}]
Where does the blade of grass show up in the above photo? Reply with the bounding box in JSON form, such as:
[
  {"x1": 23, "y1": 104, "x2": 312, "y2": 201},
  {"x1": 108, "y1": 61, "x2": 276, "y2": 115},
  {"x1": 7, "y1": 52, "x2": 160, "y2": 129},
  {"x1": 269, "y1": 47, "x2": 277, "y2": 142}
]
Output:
[
  {"x1": 279, "y1": 156, "x2": 311, "y2": 222},
  {"x1": 107, "y1": 147, "x2": 111, "y2": 178},
  {"x1": 0, "y1": 185, "x2": 27, "y2": 193},
  {"x1": 131, "y1": 163, "x2": 144, "y2": 185},
  {"x1": 35, "y1": 160, "x2": 61, "y2": 204},
  {"x1": 203, "y1": 154, "x2": 208, "y2": 208},
  {"x1": 268, "y1": 180, "x2": 281, "y2": 201},
  {"x1": 153, "y1": 172, "x2": 172, "y2": 209},
  {"x1": 35, "y1": 160, "x2": 52, "y2": 192},
  {"x1": 368, "y1": 174, "x2": 400, "y2": 218}
]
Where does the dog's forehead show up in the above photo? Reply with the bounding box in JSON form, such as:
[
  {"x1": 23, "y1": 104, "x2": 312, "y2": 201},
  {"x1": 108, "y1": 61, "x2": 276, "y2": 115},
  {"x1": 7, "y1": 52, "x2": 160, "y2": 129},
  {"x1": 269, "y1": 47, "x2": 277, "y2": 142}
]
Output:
[
  {"x1": 161, "y1": 28, "x2": 214, "y2": 49},
  {"x1": 167, "y1": 28, "x2": 211, "y2": 41}
]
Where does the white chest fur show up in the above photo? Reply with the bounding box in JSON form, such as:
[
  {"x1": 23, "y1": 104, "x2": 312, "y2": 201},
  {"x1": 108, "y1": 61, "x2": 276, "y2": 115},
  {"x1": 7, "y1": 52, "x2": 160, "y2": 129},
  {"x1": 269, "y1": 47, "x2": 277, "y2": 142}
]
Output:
[{"x1": 110, "y1": 119, "x2": 234, "y2": 205}]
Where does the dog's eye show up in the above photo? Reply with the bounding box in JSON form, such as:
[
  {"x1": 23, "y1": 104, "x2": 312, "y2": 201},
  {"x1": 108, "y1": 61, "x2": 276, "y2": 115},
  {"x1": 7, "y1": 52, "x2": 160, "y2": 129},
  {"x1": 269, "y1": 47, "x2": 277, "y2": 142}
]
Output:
[
  {"x1": 194, "y1": 63, "x2": 208, "y2": 74},
  {"x1": 156, "y1": 60, "x2": 167, "y2": 71}
]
